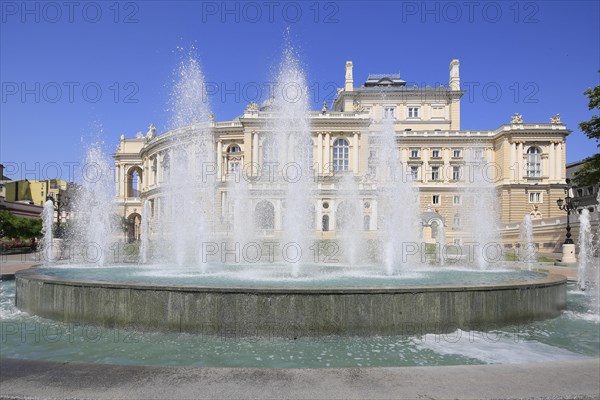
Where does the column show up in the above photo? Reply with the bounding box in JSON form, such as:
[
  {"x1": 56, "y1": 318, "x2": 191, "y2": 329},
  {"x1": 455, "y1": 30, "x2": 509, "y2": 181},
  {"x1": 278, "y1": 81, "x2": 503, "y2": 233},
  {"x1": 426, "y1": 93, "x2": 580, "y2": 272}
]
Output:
[
  {"x1": 157, "y1": 153, "x2": 163, "y2": 183},
  {"x1": 422, "y1": 148, "x2": 429, "y2": 182},
  {"x1": 120, "y1": 165, "x2": 127, "y2": 198},
  {"x1": 371, "y1": 199, "x2": 378, "y2": 231},
  {"x1": 143, "y1": 159, "x2": 148, "y2": 190},
  {"x1": 252, "y1": 132, "x2": 259, "y2": 176},
  {"x1": 115, "y1": 165, "x2": 120, "y2": 196},
  {"x1": 317, "y1": 132, "x2": 323, "y2": 174},
  {"x1": 557, "y1": 142, "x2": 563, "y2": 180},
  {"x1": 217, "y1": 140, "x2": 223, "y2": 181},
  {"x1": 221, "y1": 191, "x2": 226, "y2": 218},
  {"x1": 274, "y1": 199, "x2": 282, "y2": 231},
  {"x1": 517, "y1": 142, "x2": 524, "y2": 180},
  {"x1": 353, "y1": 132, "x2": 359, "y2": 174},
  {"x1": 549, "y1": 142, "x2": 555, "y2": 181},
  {"x1": 324, "y1": 132, "x2": 331, "y2": 175},
  {"x1": 510, "y1": 141, "x2": 516, "y2": 180},
  {"x1": 443, "y1": 147, "x2": 450, "y2": 183}
]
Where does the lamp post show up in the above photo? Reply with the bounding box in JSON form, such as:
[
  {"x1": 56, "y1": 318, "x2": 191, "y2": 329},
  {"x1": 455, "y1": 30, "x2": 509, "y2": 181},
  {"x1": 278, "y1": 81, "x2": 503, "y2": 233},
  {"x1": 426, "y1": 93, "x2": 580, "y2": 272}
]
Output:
[{"x1": 556, "y1": 178, "x2": 579, "y2": 263}]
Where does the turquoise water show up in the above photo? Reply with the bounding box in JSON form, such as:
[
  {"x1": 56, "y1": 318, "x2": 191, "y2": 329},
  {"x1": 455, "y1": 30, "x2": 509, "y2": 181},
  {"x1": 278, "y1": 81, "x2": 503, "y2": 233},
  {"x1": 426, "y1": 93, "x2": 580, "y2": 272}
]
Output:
[
  {"x1": 1, "y1": 280, "x2": 598, "y2": 368},
  {"x1": 29, "y1": 264, "x2": 549, "y2": 288}
]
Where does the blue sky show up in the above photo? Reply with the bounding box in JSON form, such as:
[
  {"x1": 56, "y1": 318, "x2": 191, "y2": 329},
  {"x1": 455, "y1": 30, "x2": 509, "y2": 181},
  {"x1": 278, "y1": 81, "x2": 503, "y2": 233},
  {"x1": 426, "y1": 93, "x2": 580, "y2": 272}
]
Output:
[{"x1": 1, "y1": 1, "x2": 598, "y2": 181}]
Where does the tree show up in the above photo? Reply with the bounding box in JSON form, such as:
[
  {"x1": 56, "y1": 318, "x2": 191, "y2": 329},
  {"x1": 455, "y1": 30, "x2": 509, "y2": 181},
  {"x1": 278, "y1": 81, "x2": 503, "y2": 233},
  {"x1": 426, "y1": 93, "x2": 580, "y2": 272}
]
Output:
[
  {"x1": 0, "y1": 211, "x2": 42, "y2": 247},
  {"x1": 573, "y1": 72, "x2": 600, "y2": 186}
]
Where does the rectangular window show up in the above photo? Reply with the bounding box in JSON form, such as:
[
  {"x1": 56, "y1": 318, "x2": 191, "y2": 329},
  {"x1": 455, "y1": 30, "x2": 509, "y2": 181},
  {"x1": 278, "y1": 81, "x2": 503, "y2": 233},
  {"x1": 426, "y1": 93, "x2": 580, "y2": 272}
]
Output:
[
  {"x1": 410, "y1": 149, "x2": 419, "y2": 158},
  {"x1": 453, "y1": 214, "x2": 461, "y2": 227},
  {"x1": 453, "y1": 149, "x2": 462, "y2": 158},
  {"x1": 431, "y1": 149, "x2": 440, "y2": 158},
  {"x1": 431, "y1": 166, "x2": 440, "y2": 181},
  {"x1": 588, "y1": 187, "x2": 594, "y2": 195},
  {"x1": 529, "y1": 192, "x2": 543, "y2": 203},
  {"x1": 408, "y1": 107, "x2": 420, "y2": 118},
  {"x1": 432, "y1": 195, "x2": 440, "y2": 205},
  {"x1": 410, "y1": 166, "x2": 419, "y2": 180},
  {"x1": 230, "y1": 162, "x2": 240, "y2": 173},
  {"x1": 453, "y1": 195, "x2": 461, "y2": 205},
  {"x1": 384, "y1": 107, "x2": 395, "y2": 119},
  {"x1": 452, "y1": 166, "x2": 461, "y2": 181}
]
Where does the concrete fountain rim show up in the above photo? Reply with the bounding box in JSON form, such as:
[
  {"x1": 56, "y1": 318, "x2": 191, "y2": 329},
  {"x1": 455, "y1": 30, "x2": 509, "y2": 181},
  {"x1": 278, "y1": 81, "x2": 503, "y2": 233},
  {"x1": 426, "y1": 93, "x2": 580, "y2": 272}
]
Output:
[{"x1": 15, "y1": 268, "x2": 567, "y2": 294}]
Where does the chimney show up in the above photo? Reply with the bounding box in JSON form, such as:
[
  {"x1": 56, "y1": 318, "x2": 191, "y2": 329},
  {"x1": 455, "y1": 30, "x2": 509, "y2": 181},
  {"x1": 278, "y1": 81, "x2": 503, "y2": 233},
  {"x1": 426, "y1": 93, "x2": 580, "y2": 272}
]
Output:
[
  {"x1": 345, "y1": 61, "x2": 353, "y2": 91},
  {"x1": 449, "y1": 59, "x2": 460, "y2": 90}
]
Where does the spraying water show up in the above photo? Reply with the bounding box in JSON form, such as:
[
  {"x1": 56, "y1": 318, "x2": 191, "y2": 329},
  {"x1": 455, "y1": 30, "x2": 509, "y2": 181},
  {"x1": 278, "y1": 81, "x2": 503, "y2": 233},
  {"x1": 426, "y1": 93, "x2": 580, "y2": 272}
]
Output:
[
  {"x1": 337, "y1": 173, "x2": 364, "y2": 265},
  {"x1": 462, "y1": 145, "x2": 501, "y2": 269},
  {"x1": 265, "y1": 45, "x2": 313, "y2": 275},
  {"x1": 520, "y1": 214, "x2": 536, "y2": 270},
  {"x1": 578, "y1": 209, "x2": 593, "y2": 291},
  {"x1": 71, "y1": 141, "x2": 117, "y2": 266},
  {"x1": 139, "y1": 200, "x2": 150, "y2": 264},
  {"x1": 41, "y1": 200, "x2": 55, "y2": 263},
  {"x1": 157, "y1": 52, "x2": 215, "y2": 267},
  {"x1": 228, "y1": 172, "x2": 254, "y2": 260},
  {"x1": 375, "y1": 115, "x2": 420, "y2": 274},
  {"x1": 436, "y1": 222, "x2": 446, "y2": 267}
]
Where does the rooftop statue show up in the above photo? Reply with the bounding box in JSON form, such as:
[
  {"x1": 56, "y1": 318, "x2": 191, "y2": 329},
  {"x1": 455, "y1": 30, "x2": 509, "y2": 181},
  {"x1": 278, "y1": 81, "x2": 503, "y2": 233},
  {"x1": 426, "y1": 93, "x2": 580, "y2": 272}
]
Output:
[
  {"x1": 245, "y1": 102, "x2": 259, "y2": 112},
  {"x1": 550, "y1": 114, "x2": 561, "y2": 124},
  {"x1": 146, "y1": 123, "x2": 156, "y2": 140},
  {"x1": 511, "y1": 113, "x2": 523, "y2": 124}
]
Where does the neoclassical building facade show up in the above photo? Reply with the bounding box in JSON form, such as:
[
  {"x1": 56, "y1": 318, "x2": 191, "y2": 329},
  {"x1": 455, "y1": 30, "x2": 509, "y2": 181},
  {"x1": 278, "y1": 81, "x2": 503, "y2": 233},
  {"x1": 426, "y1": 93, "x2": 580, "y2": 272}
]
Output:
[{"x1": 114, "y1": 59, "x2": 571, "y2": 249}]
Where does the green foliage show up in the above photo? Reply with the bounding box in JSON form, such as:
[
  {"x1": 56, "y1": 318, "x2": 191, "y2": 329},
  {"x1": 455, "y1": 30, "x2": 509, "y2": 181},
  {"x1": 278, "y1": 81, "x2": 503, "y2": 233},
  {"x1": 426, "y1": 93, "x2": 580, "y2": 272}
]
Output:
[
  {"x1": 0, "y1": 211, "x2": 42, "y2": 240},
  {"x1": 574, "y1": 71, "x2": 600, "y2": 186}
]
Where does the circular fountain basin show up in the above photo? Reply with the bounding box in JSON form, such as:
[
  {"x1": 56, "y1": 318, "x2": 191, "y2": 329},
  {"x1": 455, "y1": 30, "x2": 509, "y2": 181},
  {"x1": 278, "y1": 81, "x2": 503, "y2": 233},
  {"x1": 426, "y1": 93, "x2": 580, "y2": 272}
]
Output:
[{"x1": 15, "y1": 265, "x2": 567, "y2": 336}]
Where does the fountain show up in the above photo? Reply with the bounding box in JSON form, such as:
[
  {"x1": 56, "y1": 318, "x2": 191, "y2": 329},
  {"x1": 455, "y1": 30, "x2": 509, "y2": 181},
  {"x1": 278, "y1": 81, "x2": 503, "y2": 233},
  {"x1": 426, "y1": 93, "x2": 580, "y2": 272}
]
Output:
[
  {"x1": 139, "y1": 200, "x2": 150, "y2": 264},
  {"x1": 375, "y1": 115, "x2": 421, "y2": 274},
  {"x1": 157, "y1": 53, "x2": 216, "y2": 267},
  {"x1": 462, "y1": 145, "x2": 501, "y2": 269},
  {"x1": 520, "y1": 214, "x2": 536, "y2": 270},
  {"x1": 16, "y1": 47, "x2": 568, "y2": 338},
  {"x1": 41, "y1": 199, "x2": 55, "y2": 262},
  {"x1": 65, "y1": 141, "x2": 116, "y2": 265},
  {"x1": 436, "y1": 222, "x2": 446, "y2": 266},
  {"x1": 577, "y1": 209, "x2": 593, "y2": 290},
  {"x1": 337, "y1": 173, "x2": 364, "y2": 265}
]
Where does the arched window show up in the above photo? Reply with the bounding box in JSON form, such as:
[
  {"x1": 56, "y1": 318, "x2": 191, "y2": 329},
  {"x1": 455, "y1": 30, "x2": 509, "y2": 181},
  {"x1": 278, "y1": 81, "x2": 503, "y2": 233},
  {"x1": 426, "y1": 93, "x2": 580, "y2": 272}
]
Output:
[
  {"x1": 431, "y1": 221, "x2": 439, "y2": 239},
  {"x1": 254, "y1": 200, "x2": 275, "y2": 230},
  {"x1": 126, "y1": 167, "x2": 142, "y2": 198},
  {"x1": 526, "y1": 146, "x2": 542, "y2": 177},
  {"x1": 333, "y1": 139, "x2": 349, "y2": 172},
  {"x1": 228, "y1": 144, "x2": 241, "y2": 153},
  {"x1": 322, "y1": 215, "x2": 330, "y2": 231},
  {"x1": 126, "y1": 212, "x2": 141, "y2": 242}
]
